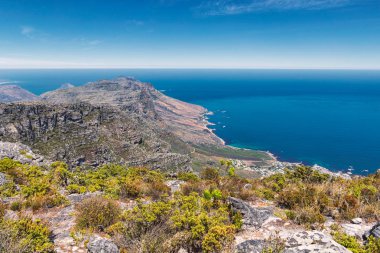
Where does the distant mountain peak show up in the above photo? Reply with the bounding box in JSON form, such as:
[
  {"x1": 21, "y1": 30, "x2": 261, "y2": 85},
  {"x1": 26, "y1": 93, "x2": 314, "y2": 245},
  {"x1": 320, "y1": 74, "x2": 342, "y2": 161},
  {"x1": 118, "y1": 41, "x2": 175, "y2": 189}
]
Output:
[
  {"x1": 59, "y1": 83, "x2": 75, "y2": 90},
  {"x1": 0, "y1": 84, "x2": 39, "y2": 103}
]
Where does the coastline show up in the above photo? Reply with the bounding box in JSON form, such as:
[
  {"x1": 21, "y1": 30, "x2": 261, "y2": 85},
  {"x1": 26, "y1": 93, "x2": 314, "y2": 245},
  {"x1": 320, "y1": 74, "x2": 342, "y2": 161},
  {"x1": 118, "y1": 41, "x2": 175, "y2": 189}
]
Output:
[{"x1": 202, "y1": 108, "x2": 353, "y2": 178}]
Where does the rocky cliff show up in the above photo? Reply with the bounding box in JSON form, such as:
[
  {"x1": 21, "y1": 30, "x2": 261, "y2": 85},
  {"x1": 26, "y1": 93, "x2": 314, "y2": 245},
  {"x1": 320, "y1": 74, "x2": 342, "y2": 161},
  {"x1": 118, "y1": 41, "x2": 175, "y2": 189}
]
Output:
[
  {"x1": 0, "y1": 102, "x2": 191, "y2": 171},
  {"x1": 0, "y1": 77, "x2": 274, "y2": 172}
]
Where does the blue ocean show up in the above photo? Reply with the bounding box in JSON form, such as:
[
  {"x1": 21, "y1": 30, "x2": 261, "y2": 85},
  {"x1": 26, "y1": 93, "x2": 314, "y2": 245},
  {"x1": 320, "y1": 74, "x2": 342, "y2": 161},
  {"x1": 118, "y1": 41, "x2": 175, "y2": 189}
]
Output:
[{"x1": 1, "y1": 69, "x2": 380, "y2": 175}]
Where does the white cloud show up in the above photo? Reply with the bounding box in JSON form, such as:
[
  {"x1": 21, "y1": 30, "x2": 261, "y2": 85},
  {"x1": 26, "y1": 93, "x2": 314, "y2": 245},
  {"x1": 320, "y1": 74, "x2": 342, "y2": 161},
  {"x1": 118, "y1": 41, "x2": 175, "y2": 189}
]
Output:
[
  {"x1": 20, "y1": 26, "x2": 35, "y2": 38},
  {"x1": 197, "y1": 0, "x2": 351, "y2": 16},
  {"x1": 87, "y1": 40, "x2": 102, "y2": 46},
  {"x1": 126, "y1": 19, "x2": 145, "y2": 26},
  {"x1": 0, "y1": 57, "x2": 91, "y2": 68}
]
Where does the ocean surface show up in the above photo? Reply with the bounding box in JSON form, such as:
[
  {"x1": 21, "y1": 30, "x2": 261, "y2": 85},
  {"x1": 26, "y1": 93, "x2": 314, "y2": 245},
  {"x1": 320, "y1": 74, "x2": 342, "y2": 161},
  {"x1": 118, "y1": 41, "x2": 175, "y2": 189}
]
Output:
[{"x1": 1, "y1": 69, "x2": 380, "y2": 175}]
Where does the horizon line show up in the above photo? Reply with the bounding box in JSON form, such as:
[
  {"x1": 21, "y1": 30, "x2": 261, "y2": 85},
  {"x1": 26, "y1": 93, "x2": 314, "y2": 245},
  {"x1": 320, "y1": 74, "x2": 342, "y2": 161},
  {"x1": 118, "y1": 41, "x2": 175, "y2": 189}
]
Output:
[{"x1": 1, "y1": 67, "x2": 380, "y2": 71}]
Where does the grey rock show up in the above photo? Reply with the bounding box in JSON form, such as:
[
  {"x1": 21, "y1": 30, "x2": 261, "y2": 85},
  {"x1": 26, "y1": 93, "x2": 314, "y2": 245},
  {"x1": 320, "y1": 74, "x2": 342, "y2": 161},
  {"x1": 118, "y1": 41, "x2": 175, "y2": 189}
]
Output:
[
  {"x1": 351, "y1": 218, "x2": 362, "y2": 224},
  {"x1": 87, "y1": 236, "x2": 119, "y2": 253},
  {"x1": 67, "y1": 192, "x2": 102, "y2": 204},
  {"x1": 236, "y1": 240, "x2": 266, "y2": 253},
  {"x1": 365, "y1": 222, "x2": 380, "y2": 239},
  {"x1": 0, "y1": 141, "x2": 48, "y2": 166},
  {"x1": 166, "y1": 180, "x2": 184, "y2": 193},
  {"x1": 227, "y1": 197, "x2": 272, "y2": 229},
  {"x1": 0, "y1": 172, "x2": 7, "y2": 186},
  {"x1": 341, "y1": 223, "x2": 373, "y2": 239},
  {"x1": 243, "y1": 183, "x2": 253, "y2": 190},
  {"x1": 284, "y1": 231, "x2": 350, "y2": 253}
]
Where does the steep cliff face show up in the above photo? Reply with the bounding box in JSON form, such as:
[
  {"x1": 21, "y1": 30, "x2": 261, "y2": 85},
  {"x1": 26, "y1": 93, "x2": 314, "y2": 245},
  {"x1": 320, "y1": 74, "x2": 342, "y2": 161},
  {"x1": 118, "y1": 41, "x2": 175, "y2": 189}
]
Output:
[
  {"x1": 0, "y1": 102, "x2": 190, "y2": 171},
  {"x1": 41, "y1": 77, "x2": 224, "y2": 145}
]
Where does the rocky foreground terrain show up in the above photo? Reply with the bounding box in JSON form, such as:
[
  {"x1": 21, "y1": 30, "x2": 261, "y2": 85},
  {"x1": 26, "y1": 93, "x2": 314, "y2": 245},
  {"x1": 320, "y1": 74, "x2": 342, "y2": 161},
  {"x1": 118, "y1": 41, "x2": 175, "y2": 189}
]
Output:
[{"x1": 0, "y1": 154, "x2": 379, "y2": 253}]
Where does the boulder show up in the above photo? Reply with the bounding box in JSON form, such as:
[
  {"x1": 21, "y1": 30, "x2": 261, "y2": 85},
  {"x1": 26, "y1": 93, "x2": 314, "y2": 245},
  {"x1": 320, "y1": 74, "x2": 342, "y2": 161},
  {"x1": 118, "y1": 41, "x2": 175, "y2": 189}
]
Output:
[
  {"x1": 243, "y1": 184, "x2": 253, "y2": 190},
  {"x1": 341, "y1": 223, "x2": 373, "y2": 239},
  {"x1": 0, "y1": 172, "x2": 7, "y2": 186},
  {"x1": 236, "y1": 240, "x2": 267, "y2": 253},
  {"x1": 227, "y1": 197, "x2": 272, "y2": 229},
  {"x1": 284, "y1": 231, "x2": 350, "y2": 253},
  {"x1": 166, "y1": 180, "x2": 184, "y2": 193},
  {"x1": 364, "y1": 222, "x2": 380, "y2": 240},
  {"x1": 351, "y1": 218, "x2": 362, "y2": 224},
  {"x1": 87, "y1": 236, "x2": 119, "y2": 253}
]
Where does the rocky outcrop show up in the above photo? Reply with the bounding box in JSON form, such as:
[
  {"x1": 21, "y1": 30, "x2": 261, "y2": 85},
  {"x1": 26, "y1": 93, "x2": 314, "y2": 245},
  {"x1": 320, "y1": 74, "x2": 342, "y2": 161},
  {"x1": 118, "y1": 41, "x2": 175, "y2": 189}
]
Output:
[
  {"x1": 0, "y1": 103, "x2": 190, "y2": 170},
  {"x1": 284, "y1": 231, "x2": 350, "y2": 253},
  {"x1": 87, "y1": 236, "x2": 119, "y2": 253},
  {"x1": 0, "y1": 85, "x2": 39, "y2": 103},
  {"x1": 228, "y1": 197, "x2": 272, "y2": 229},
  {"x1": 0, "y1": 141, "x2": 47, "y2": 165}
]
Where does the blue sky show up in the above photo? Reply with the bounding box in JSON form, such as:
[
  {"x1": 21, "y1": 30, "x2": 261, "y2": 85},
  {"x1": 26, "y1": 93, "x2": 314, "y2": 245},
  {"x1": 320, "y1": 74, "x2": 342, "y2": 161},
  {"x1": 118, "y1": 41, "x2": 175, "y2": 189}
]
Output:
[{"x1": 0, "y1": 0, "x2": 379, "y2": 69}]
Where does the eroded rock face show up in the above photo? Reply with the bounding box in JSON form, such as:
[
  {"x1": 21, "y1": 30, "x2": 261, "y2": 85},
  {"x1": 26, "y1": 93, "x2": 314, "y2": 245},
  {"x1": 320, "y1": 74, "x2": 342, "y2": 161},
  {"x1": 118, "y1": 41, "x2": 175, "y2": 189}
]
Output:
[
  {"x1": 284, "y1": 231, "x2": 350, "y2": 253},
  {"x1": 228, "y1": 197, "x2": 272, "y2": 229},
  {"x1": 87, "y1": 236, "x2": 119, "y2": 253},
  {"x1": 0, "y1": 103, "x2": 190, "y2": 171}
]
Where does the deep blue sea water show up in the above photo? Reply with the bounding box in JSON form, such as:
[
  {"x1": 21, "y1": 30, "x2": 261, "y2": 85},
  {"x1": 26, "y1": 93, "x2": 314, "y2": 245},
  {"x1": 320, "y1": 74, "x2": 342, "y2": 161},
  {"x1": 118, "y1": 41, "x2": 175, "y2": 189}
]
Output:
[{"x1": 1, "y1": 69, "x2": 380, "y2": 175}]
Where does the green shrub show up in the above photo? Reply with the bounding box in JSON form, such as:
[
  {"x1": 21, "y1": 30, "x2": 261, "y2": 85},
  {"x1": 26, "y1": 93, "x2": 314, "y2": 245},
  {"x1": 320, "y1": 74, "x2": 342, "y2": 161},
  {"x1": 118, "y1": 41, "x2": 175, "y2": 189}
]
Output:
[
  {"x1": 0, "y1": 202, "x2": 5, "y2": 220},
  {"x1": 200, "y1": 167, "x2": 220, "y2": 181},
  {"x1": 228, "y1": 167, "x2": 236, "y2": 177},
  {"x1": 66, "y1": 184, "x2": 86, "y2": 194},
  {"x1": 177, "y1": 172, "x2": 200, "y2": 182},
  {"x1": 333, "y1": 231, "x2": 365, "y2": 253},
  {"x1": 201, "y1": 225, "x2": 235, "y2": 252},
  {"x1": 51, "y1": 162, "x2": 72, "y2": 187},
  {"x1": 75, "y1": 196, "x2": 121, "y2": 231},
  {"x1": 10, "y1": 201, "x2": 22, "y2": 211},
  {"x1": 0, "y1": 217, "x2": 54, "y2": 253},
  {"x1": 0, "y1": 158, "x2": 21, "y2": 173},
  {"x1": 366, "y1": 236, "x2": 380, "y2": 253},
  {"x1": 111, "y1": 193, "x2": 238, "y2": 252}
]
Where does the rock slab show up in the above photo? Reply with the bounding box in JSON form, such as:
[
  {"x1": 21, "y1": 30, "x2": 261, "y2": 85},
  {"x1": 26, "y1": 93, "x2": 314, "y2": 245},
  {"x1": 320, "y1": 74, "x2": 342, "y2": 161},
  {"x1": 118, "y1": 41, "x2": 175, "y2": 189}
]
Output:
[
  {"x1": 285, "y1": 231, "x2": 350, "y2": 253},
  {"x1": 87, "y1": 236, "x2": 119, "y2": 253},
  {"x1": 228, "y1": 197, "x2": 272, "y2": 229}
]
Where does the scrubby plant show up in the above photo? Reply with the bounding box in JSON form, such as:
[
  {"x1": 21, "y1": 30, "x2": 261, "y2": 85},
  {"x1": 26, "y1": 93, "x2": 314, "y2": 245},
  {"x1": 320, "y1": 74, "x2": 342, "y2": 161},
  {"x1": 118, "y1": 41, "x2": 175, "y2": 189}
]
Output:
[
  {"x1": 75, "y1": 196, "x2": 121, "y2": 231},
  {"x1": 109, "y1": 192, "x2": 240, "y2": 252},
  {"x1": 0, "y1": 217, "x2": 54, "y2": 253},
  {"x1": 200, "y1": 167, "x2": 220, "y2": 181},
  {"x1": 177, "y1": 172, "x2": 200, "y2": 182}
]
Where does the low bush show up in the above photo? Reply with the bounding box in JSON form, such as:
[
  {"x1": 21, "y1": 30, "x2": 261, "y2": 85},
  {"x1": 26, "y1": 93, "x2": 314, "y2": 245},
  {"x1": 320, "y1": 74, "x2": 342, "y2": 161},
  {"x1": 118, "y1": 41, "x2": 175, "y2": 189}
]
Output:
[
  {"x1": 75, "y1": 196, "x2": 121, "y2": 231},
  {"x1": 109, "y1": 192, "x2": 240, "y2": 253},
  {"x1": 0, "y1": 217, "x2": 54, "y2": 253}
]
